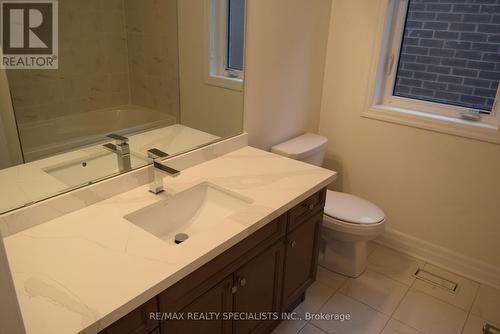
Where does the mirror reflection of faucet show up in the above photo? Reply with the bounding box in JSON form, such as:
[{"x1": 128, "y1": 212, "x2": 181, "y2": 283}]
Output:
[
  {"x1": 103, "y1": 134, "x2": 132, "y2": 173},
  {"x1": 147, "y1": 148, "x2": 180, "y2": 195}
]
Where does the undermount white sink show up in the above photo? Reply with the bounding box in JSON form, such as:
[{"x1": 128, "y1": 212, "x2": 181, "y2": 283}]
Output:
[
  {"x1": 43, "y1": 151, "x2": 147, "y2": 187},
  {"x1": 124, "y1": 182, "x2": 253, "y2": 245}
]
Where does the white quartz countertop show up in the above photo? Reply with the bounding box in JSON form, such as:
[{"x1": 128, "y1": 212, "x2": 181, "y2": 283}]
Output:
[{"x1": 3, "y1": 146, "x2": 336, "y2": 334}]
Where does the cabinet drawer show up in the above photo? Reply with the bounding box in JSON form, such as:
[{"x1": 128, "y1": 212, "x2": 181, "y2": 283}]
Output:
[
  {"x1": 288, "y1": 189, "x2": 326, "y2": 231},
  {"x1": 98, "y1": 297, "x2": 159, "y2": 334}
]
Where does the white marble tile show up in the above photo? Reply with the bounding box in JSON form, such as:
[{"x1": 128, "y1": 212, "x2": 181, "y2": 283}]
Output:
[
  {"x1": 296, "y1": 281, "x2": 336, "y2": 317},
  {"x1": 367, "y1": 246, "x2": 425, "y2": 286},
  {"x1": 412, "y1": 263, "x2": 479, "y2": 311},
  {"x1": 311, "y1": 292, "x2": 389, "y2": 334},
  {"x1": 381, "y1": 319, "x2": 423, "y2": 334},
  {"x1": 339, "y1": 269, "x2": 409, "y2": 315},
  {"x1": 298, "y1": 324, "x2": 328, "y2": 334},
  {"x1": 471, "y1": 284, "x2": 500, "y2": 325},
  {"x1": 316, "y1": 266, "x2": 348, "y2": 291},
  {"x1": 462, "y1": 314, "x2": 500, "y2": 334},
  {"x1": 393, "y1": 289, "x2": 468, "y2": 334}
]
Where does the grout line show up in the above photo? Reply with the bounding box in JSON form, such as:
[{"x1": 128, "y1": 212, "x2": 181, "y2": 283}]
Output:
[
  {"x1": 303, "y1": 267, "x2": 348, "y2": 333},
  {"x1": 306, "y1": 322, "x2": 329, "y2": 334},
  {"x1": 367, "y1": 242, "x2": 379, "y2": 256},
  {"x1": 390, "y1": 283, "x2": 411, "y2": 317},
  {"x1": 295, "y1": 320, "x2": 308, "y2": 334},
  {"x1": 460, "y1": 282, "x2": 482, "y2": 333},
  {"x1": 469, "y1": 282, "x2": 481, "y2": 315},
  {"x1": 334, "y1": 290, "x2": 388, "y2": 317},
  {"x1": 365, "y1": 246, "x2": 419, "y2": 287},
  {"x1": 385, "y1": 288, "x2": 427, "y2": 334},
  {"x1": 307, "y1": 279, "x2": 341, "y2": 314},
  {"x1": 461, "y1": 311, "x2": 473, "y2": 334},
  {"x1": 331, "y1": 291, "x2": 392, "y2": 333},
  {"x1": 320, "y1": 264, "x2": 410, "y2": 317}
]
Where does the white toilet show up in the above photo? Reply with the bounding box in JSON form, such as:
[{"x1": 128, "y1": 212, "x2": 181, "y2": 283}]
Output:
[{"x1": 271, "y1": 133, "x2": 385, "y2": 277}]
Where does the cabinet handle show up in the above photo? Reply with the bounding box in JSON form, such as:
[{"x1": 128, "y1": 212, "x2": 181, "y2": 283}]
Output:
[
  {"x1": 289, "y1": 240, "x2": 297, "y2": 248},
  {"x1": 308, "y1": 203, "x2": 314, "y2": 211},
  {"x1": 238, "y1": 278, "x2": 247, "y2": 287},
  {"x1": 231, "y1": 286, "x2": 238, "y2": 294}
]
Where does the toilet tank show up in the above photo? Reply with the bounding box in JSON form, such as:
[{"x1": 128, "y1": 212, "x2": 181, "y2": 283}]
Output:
[{"x1": 270, "y1": 133, "x2": 328, "y2": 167}]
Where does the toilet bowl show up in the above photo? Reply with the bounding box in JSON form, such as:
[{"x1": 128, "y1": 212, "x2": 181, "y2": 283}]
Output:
[
  {"x1": 271, "y1": 133, "x2": 386, "y2": 277},
  {"x1": 322, "y1": 190, "x2": 385, "y2": 277}
]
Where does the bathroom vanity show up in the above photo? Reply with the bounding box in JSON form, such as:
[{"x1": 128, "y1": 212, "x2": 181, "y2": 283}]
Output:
[
  {"x1": 2, "y1": 146, "x2": 336, "y2": 334},
  {"x1": 100, "y1": 189, "x2": 326, "y2": 334}
]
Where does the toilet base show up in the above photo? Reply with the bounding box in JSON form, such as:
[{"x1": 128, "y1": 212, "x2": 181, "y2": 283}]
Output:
[{"x1": 322, "y1": 238, "x2": 367, "y2": 278}]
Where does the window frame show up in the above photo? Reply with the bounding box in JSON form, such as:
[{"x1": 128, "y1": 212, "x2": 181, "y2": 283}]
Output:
[
  {"x1": 204, "y1": 0, "x2": 245, "y2": 91},
  {"x1": 364, "y1": 0, "x2": 500, "y2": 144}
]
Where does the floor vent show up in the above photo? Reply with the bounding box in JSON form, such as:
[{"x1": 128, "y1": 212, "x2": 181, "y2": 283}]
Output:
[
  {"x1": 484, "y1": 324, "x2": 500, "y2": 334},
  {"x1": 414, "y1": 268, "x2": 458, "y2": 293}
]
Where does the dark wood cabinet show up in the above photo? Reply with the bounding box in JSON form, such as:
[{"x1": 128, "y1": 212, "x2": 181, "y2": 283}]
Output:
[
  {"x1": 162, "y1": 276, "x2": 233, "y2": 334},
  {"x1": 233, "y1": 242, "x2": 284, "y2": 334},
  {"x1": 282, "y1": 211, "x2": 323, "y2": 310},
  {"x1": 99, "y1": 189, "x2": 326, "y2": 334},
  {"x1": 288, "y1": 190, "x2": 326, "y2": 231}
]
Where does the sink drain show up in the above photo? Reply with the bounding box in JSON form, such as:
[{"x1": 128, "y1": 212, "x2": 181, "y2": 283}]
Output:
[{"x1": 174, "y1": 233, "x2": 189, "y2": 244}]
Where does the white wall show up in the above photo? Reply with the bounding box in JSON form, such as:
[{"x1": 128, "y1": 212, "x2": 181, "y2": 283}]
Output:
[
  {"x1": 244, "y1": 0, "x2": 332, "y2": 150},
  {"x1": 177, "y1": 0, "x2": 244, "y2": 138},
  {"x1": 319, "y1": 0, "x2": 500, "y2": 270}
]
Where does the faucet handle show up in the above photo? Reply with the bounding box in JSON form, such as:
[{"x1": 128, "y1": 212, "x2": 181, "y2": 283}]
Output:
[
  {"x1": 107, "y1": 133, "x2": 129, "y2": 144},
  {"x1": 153, "y1": 161, "x2": 180, "y2": 177},
  {"x1": 147, "y1": 148, "x2": 169, "y2": 160},
  {"x1": 102, "y1": 143, "x2": 117, "y2": 152}
]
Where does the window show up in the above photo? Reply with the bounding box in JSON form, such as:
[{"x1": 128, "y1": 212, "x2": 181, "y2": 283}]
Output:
[
  {"x1": 366, "y1": 0, "x2": 500, "y2": 143},
  {"x1": 205, "y1": 0, "x2": 245, "y2": 91},
  {"x1": 227, "y1": 0, "x2": 245, "y2": 72}
]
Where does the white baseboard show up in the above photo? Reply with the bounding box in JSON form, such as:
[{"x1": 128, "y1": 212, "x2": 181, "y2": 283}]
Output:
[{"x1": 376, "y1": 228, "x2": 500, "y2": 290}]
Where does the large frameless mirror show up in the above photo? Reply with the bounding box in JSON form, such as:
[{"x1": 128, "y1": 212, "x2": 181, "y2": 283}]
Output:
[{"x1": 0, "y1": 0, "x2": 245, "y2": 213}]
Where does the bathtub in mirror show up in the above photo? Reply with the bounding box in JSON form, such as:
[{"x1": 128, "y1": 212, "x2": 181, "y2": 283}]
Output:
[{"x1": 0, "y1": 0, "x2": 245, "y2": 214}]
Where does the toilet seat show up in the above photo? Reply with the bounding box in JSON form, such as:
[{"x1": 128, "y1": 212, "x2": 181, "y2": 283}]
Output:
[
  {"x1": 324, "y1": 190, "x2": 385, "y2": 225},
  {"x1": 323, "y1": 214, "x2": 385, "y2": 239}
]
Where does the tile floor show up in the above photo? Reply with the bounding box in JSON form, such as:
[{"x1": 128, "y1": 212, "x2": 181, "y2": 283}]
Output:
[{"x1": 272, "y1": 242, "x2": 500, "y2": 334}]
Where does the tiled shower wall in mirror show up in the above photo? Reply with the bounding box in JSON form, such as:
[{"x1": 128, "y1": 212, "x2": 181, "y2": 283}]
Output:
[
  {"x1": 5, "y1": 0, "x2": 180, "y2": 161},
  {"x1": 125, "y1": 0, "x2": 180, "y2": 114}
]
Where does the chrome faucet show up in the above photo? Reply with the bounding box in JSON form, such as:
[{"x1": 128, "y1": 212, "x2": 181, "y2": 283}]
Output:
[
  {"x1": 103, "y1": 133, "x2": 131, "y2": 172},
  {"x1": 147, "y1": 148, "x2": 180, "y2": 194}
]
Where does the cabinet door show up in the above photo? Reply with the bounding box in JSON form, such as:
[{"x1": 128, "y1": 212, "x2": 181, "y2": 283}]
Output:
[
  {"x1": 233, "y1": 242, "x2": 284, "y2": 334},
  {"x1": 162, "y1": 276, "x2": 233, "y2": 334},
  {"x1": 282, "y1": 211, "x2": 323, "y2": 310}
]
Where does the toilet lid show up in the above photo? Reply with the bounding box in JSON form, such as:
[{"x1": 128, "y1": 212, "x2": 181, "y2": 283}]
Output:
[{"x1": 324, "y1": 190, "x2": 385, "y2": 224}]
